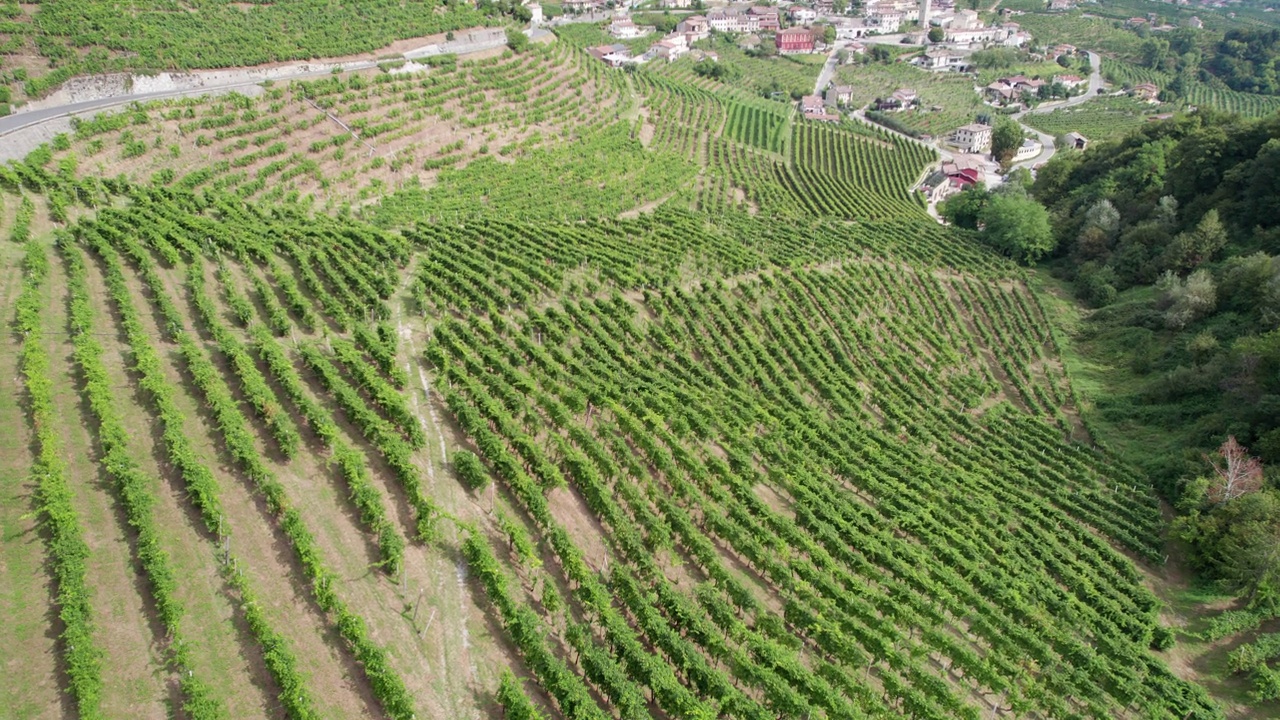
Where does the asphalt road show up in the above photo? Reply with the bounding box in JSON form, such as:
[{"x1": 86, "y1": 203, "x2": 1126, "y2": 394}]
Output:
[
  {"x1": 813, "y1": 42, "x2": 843, "y2": 96},
  {"x1": 0, "y1": 68, "x2": 350, "y2": 137},
  {"x1": 1008, "y1": 51, "x2": 1103, "y2": 172}
]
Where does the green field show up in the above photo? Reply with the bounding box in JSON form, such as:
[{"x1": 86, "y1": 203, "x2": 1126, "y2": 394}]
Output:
[
  {"x1": 1022, "y1": 95, "x2": 1167, "y2": 143},
  {"x1": 833, "y1": 60, "x2": 987, "y2": 138},
  {"x1": 0, "y1": 17, "x2": 1267, "y2": 720}
]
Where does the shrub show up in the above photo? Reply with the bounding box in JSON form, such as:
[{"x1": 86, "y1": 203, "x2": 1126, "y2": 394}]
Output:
[{"x1": 454, "y1": 449, "x2": 490, "y2": 490}]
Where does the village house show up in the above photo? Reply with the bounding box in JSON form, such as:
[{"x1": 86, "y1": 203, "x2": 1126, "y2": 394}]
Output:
[
  {"x1": 950, "y1": 8, "x2": 981, "y2": 29},
  {"x1": 799, "y1": 95, "x2": 841, "y2": 122},
  {"x1": 1014, "y1": 137, "x2": 1043, "y2": 161},
  {"x1": 985, "y1": 75, "x2": 1045, "y2": 103},
  {"x1": 941, "y1": 156, "x2": 985, "y2": 178},
  {"x1": 915, "y1": 48, "x2": 968, "y2": 71},
  {"x1": 874, "y1": 89, "x2": 917, "y2": 112},
  {"x1": 1049, "y1": 0, "x2": 1074, "y2": 10},
  {"x1": 825, "y1": 84, "x2": 854, "y2": 107},
  {"x1": 650, "y1": 35, "x2": 689, "y2": 62},
  {"x1": 706, "y1": 6, "x2": 779, "y2": 33},
  {"x1": 834, "y1": 18, "x2": 870, "y2": 39},
  {"x1": 1054, "y1": 74, "x2": 1085, "y2": 89},
  {"x1": 790, "y1": 5, "x2": 819, "y2": 25},
  {"x1": 748, "y1": 6, "x2": 781, "y2": 31},
  {"x1": 609, "y1": 16, "x2": 647, "y2": 39},
  {"x1": 800, "y1": 94, "x2": 827, "y2": 115},
  {"x1": 677, "y1": 15, "x2": 710, "y2": 41},
  {"x1": 777, "y1": 26, "x2": 817, "y2": 54},
  {"x1": 1051, "y1": 43, "x2": 1077, "y2": 59},
  {"x1": 562, "y1": 0, "x2": 604, "y2": 12},
  {"x1": 984, "y1": 81, "x2": 1018, "y2": 103},
  {"x1": 1063, "y1": 131, "x2": 1088, "y2": 150},
  {"x1": 952, "y1": 122, "x2": 992, "y2": 153},
  {"x1": 947, "y1": 24, "x2": 1010, "y2": 44},
  {"x1": 919, "y1": 165, "x2": 980, "y2": 203},
  {"x1": 738, "y1": 34, "x2": 762, "y2": 51},
  {"x1": 1132, "y1": 82, "x2": 1161, "y2": 101},
  {"x1": 588, "y1": 44, "x2": 634, "y2": 67},
  {"x1": 661, "y1": 0, "x2": 694, "y2": 7},
  {"x1": 865, "y1": 3, "x2": 905, "y2": 33},
  {"x1": 706, "y1": 7, "x2": 742, "y2": 32},
  {"x1": 845, "y1": 41, "x2": 868, "y2": 57},
  {"x1": 1001, "y1": 26, "x2": 1032, "y2": 47}
]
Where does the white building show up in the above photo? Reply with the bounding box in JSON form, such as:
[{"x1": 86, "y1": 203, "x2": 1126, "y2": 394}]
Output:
[
  {"x1": 834, "y1": 18, "x2": 870, "y2": 39},
  {"x1": 677, "y1": 15, "x2": 710, "y2": 41},
  {"x1": 1014, "y1": 137, "x2": 1042, "y2": 161},
  {"x1": 609, "y1": 17, "x2": 647, "y2": 39},
  {"x1": 953, "y1": 123, "x2": 992, "y2": 153},
  {"x1": 706, "y1": 6, "x2": 780, "y2": 33},
  {"x1": 825, "y1": 84, "x2": 854, "y2": 106},
  {"x1": 865, "y1": 3, "x2": 905, "y2": 32},
  {"x1": 947, "y1": 25, "x2": 1009, "y2": 44},
  {"x1": 952, "y1": 8, "x2": 980, "y2": 29},
  {"x1": 1001, "y1": 29, "x2": 1031, "y2": 47},
  {"x1": 915, "y1": 48, "x2": 968, "y2": 71},
  {"x1": 661, "y1": 0, "x2": 694, "y2": 8},
  {"x1": 790, "y1": 6, "x2": 818, "y2": 25},
  {"x1": 651, "y1": 38, "x2": 689, "y2": 61},
  {"x1": 800, "y1": 94, "x2": 827, "y2": 115}
]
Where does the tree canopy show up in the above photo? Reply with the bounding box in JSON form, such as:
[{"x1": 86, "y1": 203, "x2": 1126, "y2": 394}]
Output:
[{"x1": 941, "y1": 183, "x2": 1056, "y2": 263}]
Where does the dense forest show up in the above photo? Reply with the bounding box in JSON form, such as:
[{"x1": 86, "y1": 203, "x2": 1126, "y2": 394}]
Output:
[
  {"x1": 1205, "y1": 29, "x2": 1280, "y2": 95},
  {"x1": 1136, "y1": 27, "x2": 1280, "y2": 97},
  {"x1": 1026, "y1": 110, "x2": 1280, "y2": 608}
]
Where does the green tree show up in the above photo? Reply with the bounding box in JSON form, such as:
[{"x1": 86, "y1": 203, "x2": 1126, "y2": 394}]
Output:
[
  {"x1": 939, "y1": 184, "x2": 988, "y2": 229},
  {"x1": 1158, "y1": 268, "x2": 1218, "y2": 329},
  {"x1": 822, "y1": 24, "x2": 836, "y2": 46},
  {"x1": 978, "y1": 191, "x2": 1055, "y2": 262},
  {"x1": 991, "y1": 118, "x2": 1023, "y2": 166},
  {"x1": 506, "y1": 27, "x2": 529, "y2": 53},
  {"x1": 1162, "y1": 209, "x2": 1228, "y2": 274},
  {"x1": 928, "y1": 27, "x2": 945, "y2": 43},
  {"x1": 651, "y1": 12, "x2": 679, "y2": 34},
  {"x1": 1175, "y1": 439, "x2": 1280, "y2": 607},
  {"x1": 1141, "y1": 37, "x2": 1170, "y2": 70}
]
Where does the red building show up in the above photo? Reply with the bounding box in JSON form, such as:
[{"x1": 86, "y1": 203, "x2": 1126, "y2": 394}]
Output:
[{"x1": 776, "y1": 27, "x2": 814, "y2": 55}]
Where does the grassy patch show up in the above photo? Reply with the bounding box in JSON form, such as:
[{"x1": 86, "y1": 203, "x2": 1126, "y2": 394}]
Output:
[
  {"x1": 835, "y1": 60, "x2": 985, "y2": 137},
  {"x1": 1023, "y1": 95, "x2": 1165, "y2": 143}
]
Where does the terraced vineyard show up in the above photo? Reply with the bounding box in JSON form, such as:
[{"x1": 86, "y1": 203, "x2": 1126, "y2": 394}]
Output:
[
  {"x1": 0, "y1": 31, "x2": 1236, "y2": 720},
  {"x1": 1021, "y1": 95, "x2": 1166, "y2": 143},
  {"x1": 1102, "y1": 59, "x2": 1280, "y2": 118},
  {"x1": 48, "y1": 41, "x2": 623, "y2": 206}
]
